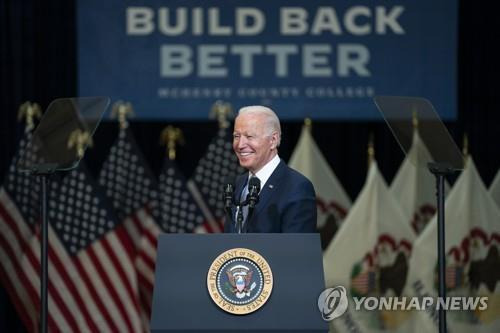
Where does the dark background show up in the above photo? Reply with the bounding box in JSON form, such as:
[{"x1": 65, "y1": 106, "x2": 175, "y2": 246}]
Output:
[{"x1": 1, "y1": 1, "x2": 498, "y2": 331}]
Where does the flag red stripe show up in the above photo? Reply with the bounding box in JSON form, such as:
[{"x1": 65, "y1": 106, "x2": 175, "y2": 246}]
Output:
[
  {"x1": 137, "y1": 269, "x2": 154, "y2": 295},
  {"x1": 114, "y1": 225, "x2": 139, "y2": 266},
  {"x1": 123, "y1": 217, "x2": 141, "y2": 248},
  {"x1": 72, "y1": 256, "x2": 120, "y2": 332},
  {"x1": 204, "y1": 222, "x2": 215, "y2": 233},
  {"x1": 45, "y1": 270, "x2": 81, "y2": 332},
  {"x1": 143, "y1": 228, "x2": 158, "y2": 248},
  {"x1": 132, "y1": 213, "x2": 146, "y2": 235},
  {"x1": 216, "y1": 219, "x2": 224, "y2": 232},
  {"x1": 133, "y1": 215, "x2": 157, "y2": 326},
  {"x1": 129, "y1": 210, "x2": 159, "y2": 331},
  {"x1": 25, "y1": 234, "x2": 80, "y2": 332},
  {"x1": 0, "y1": 239, "x2": 37, "y2": 330},
  {"x1": 101, "y1": 231, "x2": 141, "y2": 315},
  {"x1": 47, "y1": 241, "x2": 100, "y2": 332},
  {"x1": 199, "y1": 219, "x2": 224, "y2": 233},
  {"x1": 0, "y1": 201, "x2": 32, "y2": 256},
  {"x1": 140, "y1": 224, "x2": 160, "y2": 260},
  {"x1": 86, "y1": 245, "x2": 134, "y2": 332},
  {"x1": 0, "y1": 228, "x2": 60, "y2": 332},
  {"x1": 137, "y1": 247, "x2": 155, "y2": 319},
  {"x1": 138, "y1": 276, "x2": 153, "y2": 300},
  {"x1": 137, "y1": 276, "x2": 152, "y2": 315},
  {"x1": 136, "y1": 256, "x2": 154, "y2": 291},
  {"x1": 0, "y1": 204, "x2": 41, "y2": 326},
  {"x1": 138, "y1": 248, "x2": 156, "y2": 270}
]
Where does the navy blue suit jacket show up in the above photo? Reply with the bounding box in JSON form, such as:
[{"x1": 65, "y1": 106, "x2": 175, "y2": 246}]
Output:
[{"x1": 224, "y1": 160, "x2": 317, "y2": 233}]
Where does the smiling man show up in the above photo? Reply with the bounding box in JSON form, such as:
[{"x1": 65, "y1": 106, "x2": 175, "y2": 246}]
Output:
[{"x1": 225, "y1": 105, "x2": 317, "y2": 233}]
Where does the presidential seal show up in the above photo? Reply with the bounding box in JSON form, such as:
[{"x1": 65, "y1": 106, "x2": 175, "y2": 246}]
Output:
[{"x1": 207, "y1": 248, "x2": 273, "y2": 315}]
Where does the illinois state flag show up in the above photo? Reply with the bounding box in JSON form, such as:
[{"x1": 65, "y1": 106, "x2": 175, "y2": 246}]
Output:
[
  {"x1": 390, "y1": 130, "x2": 448, "y2": 234},
  {"x1": 490, "y1": 169, "x2": 500, "y2": 209},
  {"x1": 289, "y1": 123, "x2": 351, "y2": 248},
  {"x1": 323, "y1": 162, "x2": 416, "y2": 332},
  {"x1": 406, "y1": 157, "x2": 500, "y2": 332}
]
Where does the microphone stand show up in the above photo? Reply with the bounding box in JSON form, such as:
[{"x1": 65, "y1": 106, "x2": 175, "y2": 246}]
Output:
[
  {"x1": 230, "y1": 178, "x2": 260, "y2": 234},
  {"x1": 242, "y1": 192, "x2": 259, "y2": 233},
  {"x1": 235, "y1": 199, "x2": 255, "y2": 234},
  {"x1": 246, "y1": 206, "x2": 255, "y2": 229},
  {"x1": 235, "y1": 204, "x2": 244, "y2": 234}
]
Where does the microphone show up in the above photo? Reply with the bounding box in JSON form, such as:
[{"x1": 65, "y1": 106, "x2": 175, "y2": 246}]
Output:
[
  {"x1": 247, "y1": 176, "x2": 260, "y2": 209},
  {"x1": 222, "y1": 176, "x2": 235, "y2": 212}
]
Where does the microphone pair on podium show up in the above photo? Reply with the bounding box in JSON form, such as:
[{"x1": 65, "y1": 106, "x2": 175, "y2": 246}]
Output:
[{"x1": 223, "y1": 176, "x2": 261, "y2": 233}]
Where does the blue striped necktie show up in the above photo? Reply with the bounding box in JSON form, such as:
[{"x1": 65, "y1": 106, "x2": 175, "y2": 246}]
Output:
[{"x1": 238, "y1": 175, "x2": 255, "y2": 227}]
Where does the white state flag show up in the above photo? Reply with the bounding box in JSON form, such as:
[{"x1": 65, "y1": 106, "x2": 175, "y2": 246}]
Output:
[
  {"x1": 323, "y1": 162, "x2": 417, "y2": 332},
  {"x1": 406, "y1": 156, "x2": 500, "y2": 332},
  {"x1": 289, "y1": 124, "x2": 351, "y2": 245},
  {"x1": 489, "y1": 169, "x2": 500, "y2": 209},
  {"x1": 390, "y1": 130, "x2": 448, "y2": 234}
]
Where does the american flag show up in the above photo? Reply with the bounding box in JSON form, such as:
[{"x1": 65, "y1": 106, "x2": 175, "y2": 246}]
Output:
[
  {"x1": 445, "y1": 265, "x2": 464, "y2": 290},
  {"x1": 0, "y1": 131, "x2": 41, "y2": 330},
  {"x1": 99, "y1": 128, "x2": 160, "y2": 226},
  {"x1": 99, "y1": 128, "x2": 162, "y2": 329},
  {"x1": 157, "y1": 157, "x2": 205, "y2": 233},
  {"x1": 0, "y1": 131, "x2": 142, "y2": 331},
  {"x1": 188, "y1": 126, "x2": 243, "y2": 233},
  {"x1": 351, "y1": 269, "x2": 376, "y2": 296}
]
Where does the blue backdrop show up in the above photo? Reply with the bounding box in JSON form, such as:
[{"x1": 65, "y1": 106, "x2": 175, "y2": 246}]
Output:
[{"x1": 78, "y1": 0, "x2": 457, "y2": 120}]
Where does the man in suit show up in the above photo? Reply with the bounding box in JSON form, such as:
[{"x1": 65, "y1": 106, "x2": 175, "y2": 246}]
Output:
[{"x1": 225, "y1": 105, "x2": 317, "y2": 233}]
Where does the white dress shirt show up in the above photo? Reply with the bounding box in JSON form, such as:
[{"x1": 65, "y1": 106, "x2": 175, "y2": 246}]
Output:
[{"x1": 246, "y1": 154, "x2": 281, "y2": 190}]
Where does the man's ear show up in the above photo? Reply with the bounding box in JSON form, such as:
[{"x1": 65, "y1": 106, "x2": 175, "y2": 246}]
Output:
[{"x1": 270, "y1": 131, "x2": 278, "y2": 149}]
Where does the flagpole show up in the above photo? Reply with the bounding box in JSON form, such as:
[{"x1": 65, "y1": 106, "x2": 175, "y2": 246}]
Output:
[
  {"x1": 428, "y1": 162, "x2": 454, "y2": 333},
  {"x1": 40, "y1": 173, "x2": 49, "y2": 333}
]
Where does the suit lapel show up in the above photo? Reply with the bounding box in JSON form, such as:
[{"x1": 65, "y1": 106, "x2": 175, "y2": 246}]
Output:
[{"x1": 245, "y1": 160, "x2": 287, "y2": 231}]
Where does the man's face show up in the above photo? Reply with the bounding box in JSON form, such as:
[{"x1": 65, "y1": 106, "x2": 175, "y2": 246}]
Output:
[{"x1": 233, "y1": 113, "x2": 278, "y2": 174}]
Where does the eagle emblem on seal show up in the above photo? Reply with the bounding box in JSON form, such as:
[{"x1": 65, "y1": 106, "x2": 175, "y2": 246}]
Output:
[{"x1": 226, "y1": 265, "x2": 256, "y2": 299}]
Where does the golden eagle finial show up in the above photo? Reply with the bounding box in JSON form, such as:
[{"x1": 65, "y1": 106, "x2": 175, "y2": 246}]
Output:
[
  {"x1": 209, "y1": 100, "x2": 233, "y2": 129},
  {"x1": 462, "y1": 133, "x2": 469, "y2": 162},
  {"x1": 67, "y1": 129, "x2": 93, "y2": 159},
  {"x1": 367, "y1": 132, "x2": 375, "y2": 168},
  {"x1": 412, "y1": 108, "x2": 419, "y2": 131},
  {"x1": 304, "y1": 118, "x2": 312, "y2": 132},
  {"x1": 160, "y1": 126, "x2": 184, "y2": 160},
  {"x1": 111, "y1": 101, "x2": 135, "y2": 129},
  {"x1": 17, "y1": 101, "x2": 42, "y2": 131}
]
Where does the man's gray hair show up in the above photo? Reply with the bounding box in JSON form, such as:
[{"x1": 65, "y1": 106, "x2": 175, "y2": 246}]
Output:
[{"x1": 237, "y1": 105, "x2": 282, "y2": 147}]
